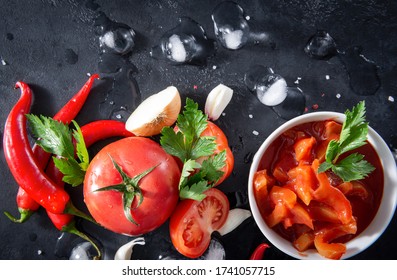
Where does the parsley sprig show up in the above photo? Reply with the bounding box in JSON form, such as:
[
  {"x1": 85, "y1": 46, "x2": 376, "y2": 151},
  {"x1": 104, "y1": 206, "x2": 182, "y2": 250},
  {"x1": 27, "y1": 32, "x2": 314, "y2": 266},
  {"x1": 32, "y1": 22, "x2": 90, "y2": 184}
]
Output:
[
  {"x1": 318, "y1": 101, "x2": 375, "y2": 182},
  {"x1": 26, "y1": 115, "x2": 89, "y2": 186},
  {"x1": 160, "y1": 98, "x2": 226, "y2": 201}
]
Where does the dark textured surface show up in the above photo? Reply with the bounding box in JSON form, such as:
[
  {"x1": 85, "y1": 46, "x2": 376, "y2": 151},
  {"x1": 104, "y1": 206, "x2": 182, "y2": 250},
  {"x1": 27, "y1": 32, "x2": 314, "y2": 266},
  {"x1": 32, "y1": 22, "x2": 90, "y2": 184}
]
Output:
[{"x1": 0, "y1": 0, "x2": 396, "y2": 260}]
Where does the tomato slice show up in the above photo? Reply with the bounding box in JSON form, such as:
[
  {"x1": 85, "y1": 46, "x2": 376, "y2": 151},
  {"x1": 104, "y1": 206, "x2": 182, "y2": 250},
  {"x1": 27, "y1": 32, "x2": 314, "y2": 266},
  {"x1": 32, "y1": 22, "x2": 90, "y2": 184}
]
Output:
[{"x1": 169, "y1": 188, "x2": 229, "y2": 258}]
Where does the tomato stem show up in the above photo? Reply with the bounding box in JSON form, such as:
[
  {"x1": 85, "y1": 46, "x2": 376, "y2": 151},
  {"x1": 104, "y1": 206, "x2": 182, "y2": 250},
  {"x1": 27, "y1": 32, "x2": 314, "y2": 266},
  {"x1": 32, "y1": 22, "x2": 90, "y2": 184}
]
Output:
[
  {"x1": 63, "y1": 202, "x2": 98, "y2": 225},
  {"x1": 62, "y1": 220, "x2": 102, "y2": 260},
  {"x1": 94, "y1": 155, "x2": 158, "y2": 225}
]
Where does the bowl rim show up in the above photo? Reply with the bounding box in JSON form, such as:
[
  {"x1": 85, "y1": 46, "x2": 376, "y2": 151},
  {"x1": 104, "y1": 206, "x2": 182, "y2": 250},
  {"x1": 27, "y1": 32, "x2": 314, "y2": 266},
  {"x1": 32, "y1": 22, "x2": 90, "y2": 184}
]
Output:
[{"x1": 248, "y1": 111, "x2": 397, "y2": 259}]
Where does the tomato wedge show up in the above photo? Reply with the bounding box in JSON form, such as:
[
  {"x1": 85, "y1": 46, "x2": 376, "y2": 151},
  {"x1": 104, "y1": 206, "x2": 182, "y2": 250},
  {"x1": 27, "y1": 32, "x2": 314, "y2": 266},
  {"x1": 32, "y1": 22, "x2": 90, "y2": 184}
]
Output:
[
  {"x1": 200, "y1": 121, "x2": 234, "y2": 185},
  {"x1": 169, "y1": 188, "x2": 229, "y2": 258}
]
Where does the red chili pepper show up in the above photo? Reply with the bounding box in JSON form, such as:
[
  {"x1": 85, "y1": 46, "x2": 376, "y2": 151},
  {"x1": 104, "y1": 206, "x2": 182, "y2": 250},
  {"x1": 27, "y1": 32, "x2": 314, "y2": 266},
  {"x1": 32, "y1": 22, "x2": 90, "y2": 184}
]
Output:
[
  {"x1": 249, "y1": 243, "x2": 270, "y2": 260},
  {"x1": 5, "y1": 75, "x2": 99, "y2": 222},
  {"x1": 3, "y1": 81, "x2": 84, "y2": 215},
  {"x1": 80, "y1": 119, "x2": 134, "y2": 147}
]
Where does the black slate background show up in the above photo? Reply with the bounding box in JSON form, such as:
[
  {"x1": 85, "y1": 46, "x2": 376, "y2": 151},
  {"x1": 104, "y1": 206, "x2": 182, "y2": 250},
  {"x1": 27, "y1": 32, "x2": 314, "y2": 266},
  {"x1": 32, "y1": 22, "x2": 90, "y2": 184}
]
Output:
[{"x1": 0, "y1": 0, "x2": 396, "y2": 260}]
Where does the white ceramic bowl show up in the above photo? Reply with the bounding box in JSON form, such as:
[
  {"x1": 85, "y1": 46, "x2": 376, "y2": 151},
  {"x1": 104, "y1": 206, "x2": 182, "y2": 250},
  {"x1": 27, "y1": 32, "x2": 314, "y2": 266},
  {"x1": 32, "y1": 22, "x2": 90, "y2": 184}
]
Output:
[{"x1": 248, "y1": 112, "x2": 397, "y2": 259}]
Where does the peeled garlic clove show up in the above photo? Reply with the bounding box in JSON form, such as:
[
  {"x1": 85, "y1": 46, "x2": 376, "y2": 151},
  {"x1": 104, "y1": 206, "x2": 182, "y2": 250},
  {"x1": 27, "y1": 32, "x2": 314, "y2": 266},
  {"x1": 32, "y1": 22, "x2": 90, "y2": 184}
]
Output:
[
  {"x1": 217, "y1": 208, "x2": 251, "y2": 236},
  {"x1": 114, "y1": 237, "x2": 145, "y2": 260},
  {"x1": 205, "y1": 84, "x2": 233, "y2": 120},
  {"x1": 125, "y1": 86, "x2": 181, "y2": 136}
]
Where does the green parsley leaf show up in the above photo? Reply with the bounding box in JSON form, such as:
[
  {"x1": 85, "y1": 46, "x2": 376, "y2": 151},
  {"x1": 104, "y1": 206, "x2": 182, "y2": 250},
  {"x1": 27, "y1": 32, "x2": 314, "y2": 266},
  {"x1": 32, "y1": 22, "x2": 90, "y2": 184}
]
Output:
[
  {"x1": 26, "y1": 114, "x2": 74, "y2": 159},
  {"x1": 53, "y1": 156, "x2": 85, "y2": 187},
  {"x1": 318, "y1": 101, "x2": 375, "y2": 182},
  {"x1": 160, "y1": 127, "x2": 188, "y2": 161},
  {"x1": 200, "y1": 150, "x2": 226, "y2": 183},
  {"x1": 72, "y1": 120, "x2": 89, "y2": 171},
  {"x1": 331, "y1": 153, "x2": 375, "y2": 182},
  {"x1": 160, "y1": 98, "x2": 228, "y2": 201},
  {"x1": 27, "y1": 114, "x2": 90, "y2": 186},
  {"x1": 179, "y1": 181, "x2": 210, "y2": 201},
  {"x1": 178, "y1": 159, "x2": 202, "y2": 190},
  {"x1": 160, "y1": 98, "x2": 216, "y2": 162}
]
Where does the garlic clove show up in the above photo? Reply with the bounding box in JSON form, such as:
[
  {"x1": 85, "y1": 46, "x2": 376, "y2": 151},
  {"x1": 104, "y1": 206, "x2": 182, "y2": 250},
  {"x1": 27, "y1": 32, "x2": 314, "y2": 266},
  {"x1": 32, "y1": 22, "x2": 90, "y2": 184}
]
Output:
[
  {"x1": 125, "y1": 86, "x2": 181, "y2": 136},
  {"x1": 205, "y1": 84, "x2": 233, "y2": 120},
  {"x1": 217, "y1": 208, "x2": 252, "y2": 236},
  {"x1": 114, "y1": 237, "x2": 145, "y2": 260}
]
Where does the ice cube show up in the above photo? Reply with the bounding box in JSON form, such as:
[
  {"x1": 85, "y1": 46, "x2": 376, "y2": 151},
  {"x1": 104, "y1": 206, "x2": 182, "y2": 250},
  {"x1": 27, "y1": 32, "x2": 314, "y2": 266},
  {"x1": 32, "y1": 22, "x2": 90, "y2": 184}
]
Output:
[
  {"x1": 211, "y1": 1, "x2": 250, "y2": 50},
  {"x1": 255, "y1": 74, "x2": 288, "y2": 106},
  {"x1": 96, "y1": 12, "x2": 136, "y2": 55},
  {"x1": 150, "y1": 17, "x2": 215, "y2": 65},
  {"x1": 199, "y1": 238, "x2": 225, "y2": 260},
  {"x1": 69, "y1": 242, "x2": 95, "y2": 260},
  {"x1": 244, "y1": 64, "x2": 274, "y2": 92},
  {"x1": 99, "y1": 27, "x2": 136, "y2": 55},
  {"x1": 304, "y1": 30, "x2": 337, "y2": 60}
]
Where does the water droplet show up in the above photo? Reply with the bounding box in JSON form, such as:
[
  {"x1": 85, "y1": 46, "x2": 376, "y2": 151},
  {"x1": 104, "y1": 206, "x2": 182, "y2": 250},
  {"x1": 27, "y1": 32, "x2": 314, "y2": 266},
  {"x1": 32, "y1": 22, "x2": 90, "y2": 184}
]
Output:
[
  {"x1": 94, "y1": 12, "x2": 141, "y2": 120},
  {"x1": 272, "y1": 87, "x2": 306, "y2": 120},
  {"x1": 6, "y1": 33, "x2": 14, "y2": 41},
  {"x1": 150, "y1": 17, "x2": 215, "y2": 65},
  {"x1": 338, "y1": 46, "x2": 380, "y2": 96},
  {"x1": 304, "y1": 30, "x2": 337, "y2": 60},
  {"x1": 98, "y1": 68, "x2": 140, "y2": 120},
  {"x1": 29, "y1": 233, "x2": 37, "y2": 242},
  {"x1": 65, "y1": 48, "x2": 78, "y2": 65}
]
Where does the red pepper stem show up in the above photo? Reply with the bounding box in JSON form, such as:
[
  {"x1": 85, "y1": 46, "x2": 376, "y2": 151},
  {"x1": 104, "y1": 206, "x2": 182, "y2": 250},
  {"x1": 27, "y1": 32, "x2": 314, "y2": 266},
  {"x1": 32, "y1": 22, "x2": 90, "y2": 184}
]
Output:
[
  {"x1": 3, "y1": 208, "x2": 35, "y2": 223},
  {"x1": 62, "y1": 220, "x2": 102, "y2": 260},
  {"x1": 63, "y1": 202, "x2": 97, "y2": 225}
]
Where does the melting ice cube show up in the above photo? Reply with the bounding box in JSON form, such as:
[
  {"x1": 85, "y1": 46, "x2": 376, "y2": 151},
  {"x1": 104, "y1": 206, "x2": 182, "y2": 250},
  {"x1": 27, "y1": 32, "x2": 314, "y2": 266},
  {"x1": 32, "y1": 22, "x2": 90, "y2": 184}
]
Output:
[
  {"x1": 100, "y1": 28, "x2": 136, "y2": 55},
  {"x1": 255, "y1": 74, "x2": 288, "y2": 106},
  {"x1": 245, "y1": 65, "x2": 306, "y2": 119},
  {"x1": 211, "y1": 1, "x2": 250, "y2": 50},
  {"x1": 199, "y1": 238, "x2": 226, "y2": 260},
  {"x1": 304, "y1": 30, "x2": 337, "y2": 60},
  {"x1": 96, "y1": 12, "x2": 136, "y2": 55},
  {"x1": 150, "y1": 17, "x2": 215, "y2": 65},
  {"x1": 69, "y1": 242, "x2": 96, "y2": 260},
  {"x1": 244, "y1": 65, "x2": 287, "y2": 106}
]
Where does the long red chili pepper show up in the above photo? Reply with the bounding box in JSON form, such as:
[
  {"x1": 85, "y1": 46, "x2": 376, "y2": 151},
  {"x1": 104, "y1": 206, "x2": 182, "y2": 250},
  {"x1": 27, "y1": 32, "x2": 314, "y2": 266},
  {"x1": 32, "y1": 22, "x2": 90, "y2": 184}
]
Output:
[
  {"x1": 4, "y1": 74, "x2": 99, "y2": 223},
  {"x1": 3, "y1": 81, "x2": 90, "y2": 217},
  {"x1": 249, "y1": 243, "x2": 270, "y2": 260}
]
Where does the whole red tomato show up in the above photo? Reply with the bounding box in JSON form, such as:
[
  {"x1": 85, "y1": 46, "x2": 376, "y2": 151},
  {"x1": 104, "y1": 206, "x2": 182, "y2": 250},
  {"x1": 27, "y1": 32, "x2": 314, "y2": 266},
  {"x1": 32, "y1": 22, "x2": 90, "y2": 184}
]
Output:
[
  {"x1": 169, "y1": 188, "x2": 229, "y2": 258},
  {"x1": 201, "y1": 121, "x2": 234, "y2": 185},
  {"x1": 83, "y1": 137, "x2": 180, "y2": 236}
]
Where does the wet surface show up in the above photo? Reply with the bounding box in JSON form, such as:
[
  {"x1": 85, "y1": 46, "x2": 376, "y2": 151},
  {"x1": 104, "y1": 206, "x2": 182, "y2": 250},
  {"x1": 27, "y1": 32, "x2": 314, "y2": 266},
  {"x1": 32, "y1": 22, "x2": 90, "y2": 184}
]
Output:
[{"x1": 0, "y1": 0, "x2": 397, "y2": 260}]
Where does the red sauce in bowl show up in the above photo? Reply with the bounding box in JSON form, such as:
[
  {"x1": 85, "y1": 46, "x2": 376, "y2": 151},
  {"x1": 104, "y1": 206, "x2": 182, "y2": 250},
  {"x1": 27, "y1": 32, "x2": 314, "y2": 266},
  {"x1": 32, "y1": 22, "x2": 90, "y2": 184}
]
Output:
[{"x1": 254, "y1": 120, "x2": 384, "y2": 259}]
